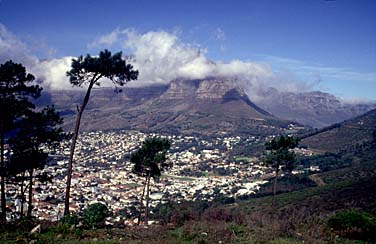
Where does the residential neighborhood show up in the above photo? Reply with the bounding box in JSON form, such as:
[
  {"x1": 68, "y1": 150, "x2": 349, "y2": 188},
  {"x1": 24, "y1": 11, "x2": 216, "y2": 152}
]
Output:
[{"x1": 6, "y1": 130, "x2": 316, "y2": 224}]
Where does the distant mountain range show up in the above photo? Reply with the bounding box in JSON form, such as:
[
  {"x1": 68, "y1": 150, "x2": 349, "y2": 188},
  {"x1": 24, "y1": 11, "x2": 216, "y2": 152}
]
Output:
[
  {"x1": 37, "y1": 77, "x2": 376, "y2": 136},
  {"x1": 257, "y1": 88, "x2": 375, "y2": 128}
]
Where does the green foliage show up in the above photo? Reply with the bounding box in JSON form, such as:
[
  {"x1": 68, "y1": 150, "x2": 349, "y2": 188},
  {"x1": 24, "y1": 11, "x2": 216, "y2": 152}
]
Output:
[
  {"x1": 328, "y1": 210, "x2": 376, "y2": 242},
  {"x1": 83, "y1": 203, "x2": 110, "y2": 229},
  {"x1": 64, "y1": 49, "x2": 138, "y2": 216},
  {"x1": 48, "y1": 223, "x2": 72, "y2": 235},
  {"x1": 256, "y1": 174, "x2": 316, "y2": 197},
  {"x1": 266, "y1": 135, "x2": 299, "y2": 151},
  {"x1": 131, "y1": 137, "x2": 171, "y2": 180},
  {"x1": 9, "y1": 106, "x2": 67, "y2": 174},
  {"x1": 7, "y1": 104, "x2": 67, "y2": 217},
  {"x1": 152, "y1": 199, "x2": 210, "y2": 226},
  {"x1": 265, "y1": 135, "x2": 300, "y2": 171},
  {"x1": 226, "y1": 223, "x2": 246, "y2": 236},
  {"x1": 61, "y1": 213, "x2": 79, "y2": 226},
  {"x1": 0, "y1": 61, "x2": 40, "y2": 148},
  {"x1": 67, "y1": 49, "x2": 138, "y2": 88},
  {"x1": 0, "y1": 60, "x2": 42, "y2": 220}
]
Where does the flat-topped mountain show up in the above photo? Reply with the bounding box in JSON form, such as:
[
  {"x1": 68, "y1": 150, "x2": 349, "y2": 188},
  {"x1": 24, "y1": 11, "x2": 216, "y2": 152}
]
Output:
[
  {"x1": 42, "y1": 78, "x2": 294, "y2": 136},
  {"x1": 36, "y1": 77, "x2": 375, "y2": 135}
]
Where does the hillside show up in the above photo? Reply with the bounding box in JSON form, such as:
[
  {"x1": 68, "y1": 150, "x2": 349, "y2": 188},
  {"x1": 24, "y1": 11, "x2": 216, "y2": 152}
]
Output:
[
  {"x1": 36, "y1": 78, "x2": 376, "y2": 137},
  {"x1": 3, "y1": 148, "x2": 375, "y2": 243},
  {"x1": 44, "y1": 78, "x2": 298, "y2": 136},
  {"x1": 257, "y1": 88, "x2": 376, "y2": 128},
  {"x1": 301, "y1": 108, "x2": 376, "y2": 152}
]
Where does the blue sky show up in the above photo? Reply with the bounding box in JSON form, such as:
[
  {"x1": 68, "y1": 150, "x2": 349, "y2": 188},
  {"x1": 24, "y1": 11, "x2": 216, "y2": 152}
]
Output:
[{"x1": 0, "y1": 0, "x2": 375, "y2": 100}]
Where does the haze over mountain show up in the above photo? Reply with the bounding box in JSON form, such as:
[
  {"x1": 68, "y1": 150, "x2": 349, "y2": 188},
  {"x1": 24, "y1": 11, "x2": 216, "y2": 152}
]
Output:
[
  {"x1": 36, "y1": 75, "x2": 376, "y2": 136},
  {"x1": 257, "y1": 88, "x2": 376, "y2": 128},
  {"x1": 42, "y1": 77, "x2": 295, "y2": 136}
]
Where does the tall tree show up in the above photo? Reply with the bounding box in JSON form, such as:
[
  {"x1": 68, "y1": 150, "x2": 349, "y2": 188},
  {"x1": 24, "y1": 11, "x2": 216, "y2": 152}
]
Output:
[
  {"x1": 265, "y1": 135, "x2": 299, "y2": 218},
  {"x1": 0, "y1": 60, "x2": 41, "y2": 221},
  {"x1": 64, "y1": 50, "x2": 138, "y2": 215},
  {"x1": 9, "y1": 106, "x2": 67, "y2": 216},
  {"x1": 130, "y1": 137, "x2": 171, "y2": 225}
]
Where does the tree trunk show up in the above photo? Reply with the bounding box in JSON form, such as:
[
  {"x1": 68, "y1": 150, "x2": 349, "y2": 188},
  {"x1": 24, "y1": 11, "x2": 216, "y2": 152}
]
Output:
[
  {"x1": 145, "y1": 174, "x2": 151, "y2": 225},
  {"x1": 20, "y1": 172, "x2": 25, "y2": 217},
  {"x1": 64, "y1": 80, "x2": 96, "y2": 216},
  {"x1": 137, "y1": 178, "x2": 147, "y2": 225},
  {"x1": 272, "y1": 165, "x2": 279, "y2": 221},
  {"x1": 27, "y1": 169, "x2": 33, "y2": 217},
  {"x1": 0, "y1": 121, "x2": 6, "y2": 222}
]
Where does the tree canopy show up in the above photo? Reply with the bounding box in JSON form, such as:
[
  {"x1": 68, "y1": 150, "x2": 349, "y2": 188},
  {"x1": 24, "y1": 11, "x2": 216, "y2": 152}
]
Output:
[
  {"x1": 130, "y1": 137, "x2": 171, "y2": 225},
  {"x1": 0, "y1": 60, "x2": 41, "y2": 221},
  {"x1": 67, "y1": 49, "x2": 138, "y2": 89},
  {"x1": 265, "y1": 135, "x2": 299, "y2": 172},
  {"x1": 131, "y1": 137, "x2": 172, "y2": 181}
]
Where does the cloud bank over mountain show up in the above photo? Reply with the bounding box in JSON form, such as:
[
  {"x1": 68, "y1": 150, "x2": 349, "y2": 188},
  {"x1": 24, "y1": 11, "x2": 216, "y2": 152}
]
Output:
[
  {"x1": 90, "y1": 29, "x2": 317, "y2": 100},
  {"x1": 0, "y1": 24, "x2": 332, "y2": 100}
]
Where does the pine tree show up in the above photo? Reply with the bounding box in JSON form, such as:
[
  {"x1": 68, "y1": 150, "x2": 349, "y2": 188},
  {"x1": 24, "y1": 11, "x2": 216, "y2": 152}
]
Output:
[
  {"x1": 130, "y1": 137, "x2": 171, "y2": 225},
  {"x1": 265, "y1": 135, "x2": 299, "y2": 218},
  {"x1": 64, "y1": 50, "x2": 138, "y2": 215},
  {"x1": 0, "y1": 60, "x2": 41, "y2": 221},
  {"x1": 9, "y1": 106, "x2": 67, "y2": 216}
]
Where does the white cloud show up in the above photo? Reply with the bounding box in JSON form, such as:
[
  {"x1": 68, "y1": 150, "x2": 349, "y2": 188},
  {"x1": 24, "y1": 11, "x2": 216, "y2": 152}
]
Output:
[
  {"x1": 31, "y1": 57, "x2": 73, "y2": 90},
  {"x1": 6, "y1": 24, "x2": 372, "y2": 102},
  {"x1": 0, "y1": 23, "x2": 74, "y2": 90},
  {"x1": 0, "y1": 24, "x2": 314, "y2": 96},
  {"x1": 88, "y1": 28, "x2": 122, "y2": 48},
  {"x1": 259, "y1": 54, "x2": 376, "y2": 83},
  {"x1": 0, "y1": 24, "x2": 39, "y2": 67},
  {"x1": 115, "y1": 29, "x2": 309, "y2": 99}
]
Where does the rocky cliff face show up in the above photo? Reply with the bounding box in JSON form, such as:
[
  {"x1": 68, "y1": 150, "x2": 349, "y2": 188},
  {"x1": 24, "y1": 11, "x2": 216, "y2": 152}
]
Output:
[
  {"x1": 43, "y1": 77, "x2": 291, "y2": 135},
  {"x1": 162, "y1": 77, "x2": 241, "y2": 100},
  {"x1": 38, "y1": 77, "x2": 375, "y2": 133}
]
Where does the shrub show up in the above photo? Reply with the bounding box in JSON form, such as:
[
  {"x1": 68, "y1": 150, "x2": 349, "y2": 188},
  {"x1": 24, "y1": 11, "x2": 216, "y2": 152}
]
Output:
[
  {"x1": 327, "y1": 209, "x2": 376, "y2": 242},
  {"x1": 61, "y1": 213, "x2": 79, "y2": 226},
  {"x1": 83, "y1": 203, "x2": 110, "y2": 229}
]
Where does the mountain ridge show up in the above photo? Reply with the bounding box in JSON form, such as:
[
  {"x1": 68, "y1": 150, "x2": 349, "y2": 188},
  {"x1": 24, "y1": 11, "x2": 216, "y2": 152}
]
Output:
[{"x1": 36, "y1": 77, "x2": 375, "y2": 135}]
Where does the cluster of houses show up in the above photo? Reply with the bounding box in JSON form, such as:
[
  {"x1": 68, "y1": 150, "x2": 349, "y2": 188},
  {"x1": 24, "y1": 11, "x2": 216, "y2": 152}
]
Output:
[{"x1": 6, "y1": 130, "x2": 318, "y2": 224}]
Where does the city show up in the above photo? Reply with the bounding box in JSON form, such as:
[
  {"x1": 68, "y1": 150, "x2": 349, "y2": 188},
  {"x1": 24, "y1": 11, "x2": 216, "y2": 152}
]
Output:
[{"x1": 7, "y1": 130, "x2": 315, "y2": 225}]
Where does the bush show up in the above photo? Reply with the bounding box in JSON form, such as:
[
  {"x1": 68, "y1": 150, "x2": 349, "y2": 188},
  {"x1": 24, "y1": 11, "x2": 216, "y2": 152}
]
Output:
[
  {"x1": 83, "y1": 203, "x2": 110, "y2": 229},
  {"x1": 327, "y1": 209, "x2": 376, "y2": 242},
  {"x1": 60, "y1": 213, "x2": 79, "y2": 226}
]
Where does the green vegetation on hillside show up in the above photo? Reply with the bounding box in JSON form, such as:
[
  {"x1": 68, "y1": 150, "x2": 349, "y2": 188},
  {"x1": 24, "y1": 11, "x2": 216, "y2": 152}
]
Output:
[{"x1": 302, "y1": 109, "x2": 376, "y2": 152}]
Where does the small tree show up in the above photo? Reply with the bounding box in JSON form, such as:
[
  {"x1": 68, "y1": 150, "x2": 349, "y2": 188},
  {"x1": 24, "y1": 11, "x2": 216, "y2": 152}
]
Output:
[
  {"x1": 64, "y1": 50, "x2": 138, "y2": 215},
  {"x1": 265, "y1": 135, "x2": 299, "y2": 217},
  {"x1": 0, "y1": 60, "x2": 41, "y2": 221},
  {"x1": 83, "y1": 203, "x2": 110, "y2": 229},
  {"x1": 130, "y1": 137, "x2": 171, "y2": 225},
  {"x1": 9, "y1": 106, "x2": 67, "y2": 217}
]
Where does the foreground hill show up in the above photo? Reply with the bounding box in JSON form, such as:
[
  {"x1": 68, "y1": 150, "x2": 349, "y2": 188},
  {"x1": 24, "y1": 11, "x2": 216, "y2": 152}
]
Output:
[
  {"x1": 3, "y1": 148, "x2": 375, "y2": 243},
  {"x1": 301, "y1": 108, "x2": 376, "y2": 152}
]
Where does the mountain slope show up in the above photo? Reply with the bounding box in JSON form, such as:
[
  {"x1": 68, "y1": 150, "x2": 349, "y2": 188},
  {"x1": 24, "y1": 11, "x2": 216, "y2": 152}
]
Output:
[
  {"x1": 46, "y1": 78, "x2": 296, "y2": 136},
  {"x1": 301, "y1": 109, "x2": 376, "y2": 152},
  {"x1": 257, "y1": 88, "x2": 376, "y2": 128},
  {"x1": 37, "y1": 77, "x2": 376, "y2": 136}
]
